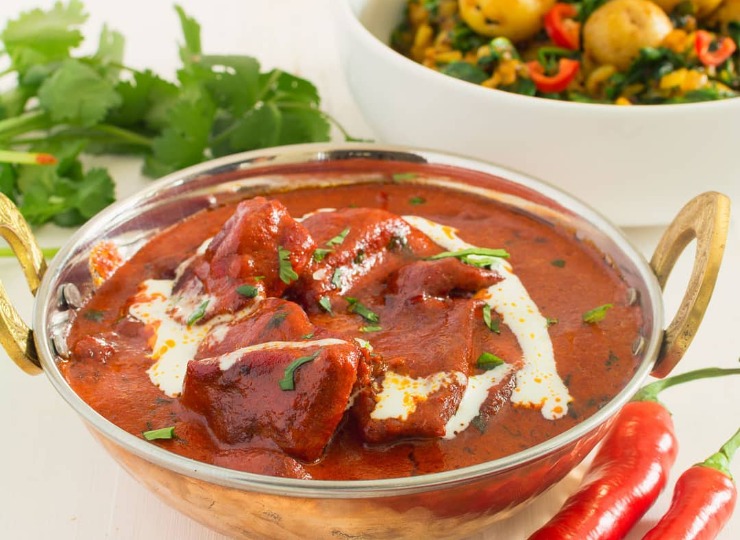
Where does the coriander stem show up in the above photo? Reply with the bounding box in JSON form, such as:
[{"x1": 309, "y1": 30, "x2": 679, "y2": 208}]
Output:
[
  {"x1": 0, "y1": 150, "x2": 57, "y2": 165},
  {"x1": 94, "y1": 124, "x2": 153, "y2": 147},
  {"x1": 0, "y1": 110, "x2": 50, "y2": 142},
  {"x1": 276, "y1": 101, "x2": 363, "y2": 142}
]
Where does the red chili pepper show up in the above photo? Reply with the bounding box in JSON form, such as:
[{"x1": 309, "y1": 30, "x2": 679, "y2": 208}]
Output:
[
  {"x1": 642, "y1": 427, "x2": 739, "y2": 540},
  {"x1": 695, "y1": 30, "x2": 737, "y2": 67},
  {"x1": 528, "y1": 367, "x2": 740, "y2": 540},
  {"x1": 526, "y1": 58, "x2": 580, "y2": 93},
  {"x1": 544, "y1": 4, "x2": 580, "y2": 50}
]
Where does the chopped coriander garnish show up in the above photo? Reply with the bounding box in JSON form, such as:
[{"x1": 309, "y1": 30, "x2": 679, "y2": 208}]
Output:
[
  {"x1": 318, "y1": 296, "x2": 333, "y2": 314},
  {"x1": 187, "y1": 300, "x2": 209, "y2": 326},
  {"x1": 476, "y1": 352, "x2": 505, "y2": 370},
  {"x1": 482, "y1": 304, "x2": 500, "y2": 334},
  {"x1": 546, "y1": 317, "x2": 559, "y2": 327},
  {"x1": 254, "y1": 275, "x2": 265, "y2": 281},
  {"x1": 345, "y1": 297, "x2": 380, "y2": 323},
  {"x1": 606, "y1": 351, "x2": 619, "y2": 367},
  {"x1": 408, "y1": 196, "x2": 426, "y2": 205},
  {"x1": 583, "y1": 304, "x2": 614, "y2": 324},
  {"x1": 83, "y1": 310, "x2": 105, "y2": 322},
  {"x1": 236, "y1": 284, "x2": 259, "y2": 298},
  {"x1": 313, "y1": 248, "x2": 333, "y2": 262},
  {"x1": 392, "y1": 172, "x2": 417, "y2": 181},
  {"x1": 268, "y1": 311, "x2": 287, "y2": 329},
  {"x1": 387, "y1": 234, "x2": 409, "y2": 251},
  {"x1": 551, "y1": 259, "x2": 566, "y2": 268},
  {"x1": 142, "y1": 426, "x2": 175, "y2": 441},
  {"x1": 326, "y1": 227, "x2": 350, "y2": 247},
  {"x1": 278, "y1": 246, "x2": 299, "y2": 284},
  {"x1": 279, "y1": 351, "x2": 320, "y2": 391},
  {"x1": 430, "y1": 247, "x2": 510, "y2": 262},
  {"x1": 354, "y1": 249, "x2": 366, "y2": 264},
  {"x1": 360, "y1": 325, "x2": 382, "y2": 333},
  {"x1": 302, "y1": 332, "x2": 315, "y2": 340},
  {"x1": 331, "y1": 268, "x2": 343, "y2": 289}
]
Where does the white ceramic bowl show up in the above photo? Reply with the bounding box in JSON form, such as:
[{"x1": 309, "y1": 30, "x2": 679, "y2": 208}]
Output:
[{"x1": 335, "y1": 0, "x2": 740, "y2": 226}]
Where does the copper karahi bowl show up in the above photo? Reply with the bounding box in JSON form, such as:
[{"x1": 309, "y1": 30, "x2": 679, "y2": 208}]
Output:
[{"x1": 0, "y1": 144, "x2": 728, "y2": 539}]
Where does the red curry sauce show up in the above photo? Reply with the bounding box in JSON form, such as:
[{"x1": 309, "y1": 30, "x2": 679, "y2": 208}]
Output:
[{"x1": 62, "y1": 182, "x2": 643, "y2": 480}]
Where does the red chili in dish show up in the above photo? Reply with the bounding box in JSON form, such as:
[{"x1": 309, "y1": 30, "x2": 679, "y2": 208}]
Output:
[
  {"x1": 528, "y1": 367, "x2": 740, "y2": 540},
  {"x1": 526, "y1": 58, "x2": 580, "y2": 93},
  {"x1": 695, "y1": 30, "x2": 737, "y2": 68},
  {"x1": 544, "y1": 4, "x2": 580, "y2": 51},
  {"x1": 642, "y1": 427, "x2": 739, "y2": 540}
]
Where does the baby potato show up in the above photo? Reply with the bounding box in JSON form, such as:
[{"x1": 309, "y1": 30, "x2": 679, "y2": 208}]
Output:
[
  {"x1": 583, "y1": 0, "x2": 674, "y2": 71},
  {"x1": 649, "y1": 0, "x2": 722, "y2": 18},
  {"x1": 458, "y1": 0, "x2": 556, "y2": 43},
  {"x1": 710, "y1": 0, "x2": 740, "y2": 31}
]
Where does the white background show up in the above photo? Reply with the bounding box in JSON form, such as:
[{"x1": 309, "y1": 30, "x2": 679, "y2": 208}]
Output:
[{"x1": 0, "y1": 1, "x2": 738, "y2": 538}]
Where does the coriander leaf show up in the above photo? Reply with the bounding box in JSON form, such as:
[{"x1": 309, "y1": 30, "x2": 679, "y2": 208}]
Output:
[
  {"x1": 106, "y1": 70, "x2": 178, "y2": 131},
  {"x1": 392, "y1": 172, "x2": 417, "y2": 181},
  {"x1": 175, "y1": 4, "x2": 202, "y2": 65},
  {"x1": 187, "y1": 300, "x2": 209, "y2": 326},
  {"x1": 313, "y1": 248, "x2": 333, "y2": 262},
  {"x1": 477, "y1": 352, "x2": 505, "y2": 370},
  {"x1": 270, "y1": 70, "x2": 321, "y2": 105},
  {"x1": 360, "y1": 325, "x2": 382, "y2": 333},
  {"x1": 326, "y1": 227, "x2": 350, "y2": 247},
  {"x1": 318, "y1": 296, "x2": 333, "y2": 314},
  {"x1": 551, "y1": 259, "x2": 566, "y2": 268},
  {"x1": 199, "y1": 55, "x2": 260, "y2": 115},
  {"x1": 482, "y1": 304, "x2": 500, "y2": 334},
  {"x1": 583, "y1": 303, "x2": 613, "y2": 324},
  {"x1": 142, "y1": 426, "x2": 175, "y2": 440},
  {"x1": 429, "y1": 247, "x2": 510, "y2": 264},
  {"x1": 278, "y1": 351, "x2": 320, "y2": 391},
  {"x1": 409, "y1": 196, "x2": 426, "y2": 205},
  {"x1": 37, "y1": 59, "x2": 122, "y2": 127},
  {"x1": 331, "y1": 268, "x2": 343, "y2": 289},
  {"x1": 144, "y1": 95, "x2": 216, "y2": 177},
  {"x1": 546, "y1": 317, "x2": 559, "y2": 326},
  {"x1": 67, "y1": 167, "x2": 115, "y2": 220},
  {"x1": 1, "y1": 0, "x2": 87, "y2": 74},
  {"x1": 210, "y1": 102, "x2": 281, "y2": 157},
  {"x1": 0, "y1": 164, "x2": 17, "y2": 199},
  {"x1": 268, "y1": 311, "x2": 287, "y2": 329},
  {"x1": 236, "y1": 284, "x2": 259, "y2": 298},
  {"x1": 346, "y1": 297, "x2": 380, "y2": 323},
  {"x1": 275, "y1": 103, "x2": 330, "y2": 146},
  {"x1": 277, "y1": 246, "x2": 299, "y2": 284},
  {"x1": 93, "y1": 26, "x2": 125, "y2": 82}
]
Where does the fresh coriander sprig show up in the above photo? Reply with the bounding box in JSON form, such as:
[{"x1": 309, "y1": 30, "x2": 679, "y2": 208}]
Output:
[{"x1": 0, "y1": 1, "x2": 356, "y2": 227}]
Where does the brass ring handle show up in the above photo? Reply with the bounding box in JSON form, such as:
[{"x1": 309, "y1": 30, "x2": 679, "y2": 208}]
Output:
[
  {"x1": 0, "y1": 193, "x2": 46, "y2": 375},
  {"x1": 649, "y1": 191, "x2": 730, "y2": 378}
]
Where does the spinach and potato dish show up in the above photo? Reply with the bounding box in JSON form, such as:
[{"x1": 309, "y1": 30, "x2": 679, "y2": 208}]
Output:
[{"x1": 392, "y1": 0, "x2": 740, "y2": 104}]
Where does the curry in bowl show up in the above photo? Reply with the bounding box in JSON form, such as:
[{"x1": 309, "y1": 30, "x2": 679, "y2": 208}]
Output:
[
  {"x1": 62, "y1": 170, "x2": 643, "y2": 480},
  {"x1": 392, "y1": 0, "x2": 739, "y2": 104}
]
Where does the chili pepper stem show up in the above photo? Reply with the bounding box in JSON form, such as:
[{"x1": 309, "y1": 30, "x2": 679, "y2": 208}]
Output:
[
  {"x1": 702, "y1": 428, "x2": 740, "y2": 478},
  {"x1": 632, "y1": 365, "x2": 740, "y2": 404}
]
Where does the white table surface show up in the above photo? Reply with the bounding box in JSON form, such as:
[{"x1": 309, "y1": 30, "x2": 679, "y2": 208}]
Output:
[{"x1": 1, "y1": 1, "x2": 739, "y2": 538}]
